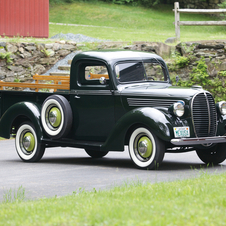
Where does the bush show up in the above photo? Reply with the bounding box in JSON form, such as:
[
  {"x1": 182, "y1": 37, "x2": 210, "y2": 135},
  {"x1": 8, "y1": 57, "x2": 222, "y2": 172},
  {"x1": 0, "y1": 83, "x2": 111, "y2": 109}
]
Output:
[
  {"x1": 171, "y1": 58, "x2": 226, "y2": 102},
  {"x1": 49, "y1": 0, "x2": 174, "y2": 7},
  {"x1": 218, "y1": 0, "x2": 226, "y2": 19}
]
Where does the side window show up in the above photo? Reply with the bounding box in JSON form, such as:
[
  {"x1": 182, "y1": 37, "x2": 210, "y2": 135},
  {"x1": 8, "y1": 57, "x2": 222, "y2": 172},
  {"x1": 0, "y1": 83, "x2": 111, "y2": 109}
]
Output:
[
  {"x1": 85, "y1": 65, "x2": 109, "y2": 81},
  {"x1": 78, "y1": 62, "x2": 109, "y2": 86}
]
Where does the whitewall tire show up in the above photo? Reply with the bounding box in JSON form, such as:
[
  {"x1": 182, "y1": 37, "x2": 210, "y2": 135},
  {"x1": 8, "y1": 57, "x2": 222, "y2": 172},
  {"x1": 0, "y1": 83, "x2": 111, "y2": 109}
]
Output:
[
  {"x1": 15, "y1": 122, "x2": 45, "y2": 162},
  {"x1": 41, "y1": 95, "x2": 72, "y2": 139},
  {"x1": 128, "y1": 127, "x2": 165, "y2": 170}
]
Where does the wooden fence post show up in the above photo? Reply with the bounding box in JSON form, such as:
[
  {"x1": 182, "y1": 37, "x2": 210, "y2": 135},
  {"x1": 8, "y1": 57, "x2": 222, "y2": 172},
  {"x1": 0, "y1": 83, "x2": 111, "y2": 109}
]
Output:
[{"x1": 174, "y1": 2, "x2": 180, "y2": 42}]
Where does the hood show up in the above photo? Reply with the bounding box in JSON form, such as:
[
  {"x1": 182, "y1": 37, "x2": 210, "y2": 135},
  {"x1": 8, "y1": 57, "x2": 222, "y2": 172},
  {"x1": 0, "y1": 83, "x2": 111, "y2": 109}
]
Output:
[{"x1": 119, "y1": 83, "x2": 201, "y2": 100}]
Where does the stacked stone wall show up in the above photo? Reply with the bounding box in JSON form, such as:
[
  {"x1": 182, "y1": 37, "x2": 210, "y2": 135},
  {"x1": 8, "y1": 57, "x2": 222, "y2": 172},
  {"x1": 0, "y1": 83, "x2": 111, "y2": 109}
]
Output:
[
  {"x1": 169, "y1": 40, "x2": 226, "y2": 81},
  {"x1": 0, "y1": 41, "x2": 77, "y2": 83},
  {"x1": 1, "y1": 40, "x2": 226, "y2": 86}
]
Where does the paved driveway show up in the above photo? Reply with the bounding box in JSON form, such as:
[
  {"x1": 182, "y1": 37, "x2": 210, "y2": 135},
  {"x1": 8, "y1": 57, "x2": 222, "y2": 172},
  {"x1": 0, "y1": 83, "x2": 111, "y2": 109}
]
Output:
[{"x1": 0, "y1": 139, "x2": 226, "y2": 202}]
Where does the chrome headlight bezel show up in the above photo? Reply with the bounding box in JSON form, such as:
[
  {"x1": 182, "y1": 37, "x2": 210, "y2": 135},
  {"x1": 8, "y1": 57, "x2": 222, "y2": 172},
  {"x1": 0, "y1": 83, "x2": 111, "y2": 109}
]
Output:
[
  {"x1": 173, "y1": 101, "x2": 185, "y2": 117},
  {"x1": 217, "y1": 101, "x2": 226, "y2": 115}
]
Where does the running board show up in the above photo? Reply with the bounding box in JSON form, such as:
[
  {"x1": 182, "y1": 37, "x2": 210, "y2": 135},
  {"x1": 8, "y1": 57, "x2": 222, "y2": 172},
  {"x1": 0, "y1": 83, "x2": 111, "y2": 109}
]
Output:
[{"x1": 42, "y1": 138, "x2": 104, "y2": 151}]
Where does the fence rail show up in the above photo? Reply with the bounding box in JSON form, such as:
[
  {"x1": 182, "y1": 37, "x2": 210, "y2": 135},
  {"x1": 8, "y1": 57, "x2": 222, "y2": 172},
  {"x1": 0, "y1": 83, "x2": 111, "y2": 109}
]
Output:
[{"x1": 173, "y1": 2, "x2": 226, "y2": 41}]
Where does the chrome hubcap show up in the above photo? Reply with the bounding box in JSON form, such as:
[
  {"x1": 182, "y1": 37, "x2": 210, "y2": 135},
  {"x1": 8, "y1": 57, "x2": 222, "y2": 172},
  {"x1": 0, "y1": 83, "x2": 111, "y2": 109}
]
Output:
[
  {"x1": 48, "y1": 107, "x2": 61, "y2": 128},
  {"x1": 22, "y1": 132, "x2": 35, "y2": 152},
  {"x1": 138, "y1": 140, "x2": 148, "y2": 155},
  {"x1": 137, "y1": 136, "x2": 153, "y2": 158}
]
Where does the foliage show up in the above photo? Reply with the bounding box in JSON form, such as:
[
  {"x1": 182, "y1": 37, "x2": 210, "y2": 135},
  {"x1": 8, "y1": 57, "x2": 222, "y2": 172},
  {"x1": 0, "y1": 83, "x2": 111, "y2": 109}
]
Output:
[
  {"x1": 218, "y1": 0, "x2": 226, "y2": 8},
  {"x1": 218, "y1": 0, "x2": 226, "y2": 19},
  {"x1": 14, "y1": 78, "x2": 20, "y2": 83},
  {"x1": 49, "y1": 0, "x2": 173, "y2": 7},
  {"x1": 41, "y1": 48, "x2": 53, "y2": 57},
  {"x1": 175, "y1": 55, "x2": 190, "y2": 68},
  {"x1": 1, "y1": 173, "x2": 226, "y2": 225},
  {"x1": 0, "y1": 52, "x2": 13, "y2": 64},
  {"x1": 171, "y1": 58, "x2": 226, "y2": 102}
]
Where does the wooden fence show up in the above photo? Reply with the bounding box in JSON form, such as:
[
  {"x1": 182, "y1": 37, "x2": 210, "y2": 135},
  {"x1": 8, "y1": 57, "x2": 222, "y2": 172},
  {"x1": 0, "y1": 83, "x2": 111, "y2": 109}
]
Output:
[{"x1": 173, "y1": 2, "x2": 226, "y2": 41}]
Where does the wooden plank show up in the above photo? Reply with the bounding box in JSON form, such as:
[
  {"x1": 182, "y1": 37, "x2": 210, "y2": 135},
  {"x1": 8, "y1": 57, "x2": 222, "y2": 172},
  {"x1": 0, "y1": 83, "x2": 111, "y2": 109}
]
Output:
[
  {"x1": 0, "y1": 81, "x2": 69, "y2": 90},
  {"x1": 33, "y1": 75, "x2": 70, "y2": 81},
  {"x1": 174, "y1": 9, "x2": 226, "y2": 14},
  {"x1": 179, "y1": 21, "x2": 226, "y2": 26},
  {"x1": 174, "y1": 2, "x2": 180, "y2": 42},
  {"x1": 89, "y1": 73, "x2": 109, "y2": 79}
]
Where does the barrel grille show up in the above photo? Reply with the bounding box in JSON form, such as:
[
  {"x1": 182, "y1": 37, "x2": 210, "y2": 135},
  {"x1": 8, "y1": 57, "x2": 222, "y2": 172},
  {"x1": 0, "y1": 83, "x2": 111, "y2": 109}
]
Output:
[{"x1": 191, "y1": 92, "x2": 217, "y2": 137}]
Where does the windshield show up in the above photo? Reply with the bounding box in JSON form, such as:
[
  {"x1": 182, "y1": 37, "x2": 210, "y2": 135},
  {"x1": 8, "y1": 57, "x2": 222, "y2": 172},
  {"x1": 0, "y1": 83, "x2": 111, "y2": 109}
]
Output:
[{"x1": 115, "y1": 61, "x2": 167, "y2": 83}]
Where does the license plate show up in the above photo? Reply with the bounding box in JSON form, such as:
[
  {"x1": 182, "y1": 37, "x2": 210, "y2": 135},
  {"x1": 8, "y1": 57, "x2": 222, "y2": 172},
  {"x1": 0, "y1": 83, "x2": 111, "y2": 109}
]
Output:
[{"x1": 173, "y1": 127, "x2": 190, "y2": 138}]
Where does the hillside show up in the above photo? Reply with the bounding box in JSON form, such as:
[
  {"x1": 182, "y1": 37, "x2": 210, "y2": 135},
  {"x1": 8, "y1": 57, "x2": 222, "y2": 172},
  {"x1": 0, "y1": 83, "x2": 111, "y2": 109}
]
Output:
[{"x1": 49, "y1": 1, "x2": 226, "y2": 42}]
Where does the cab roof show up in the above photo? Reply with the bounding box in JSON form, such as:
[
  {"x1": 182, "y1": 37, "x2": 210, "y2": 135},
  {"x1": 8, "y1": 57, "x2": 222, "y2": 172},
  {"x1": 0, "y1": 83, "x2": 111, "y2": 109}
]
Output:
[{"x1": 72, "y1": 50, "x2": 164, "y2": 65}]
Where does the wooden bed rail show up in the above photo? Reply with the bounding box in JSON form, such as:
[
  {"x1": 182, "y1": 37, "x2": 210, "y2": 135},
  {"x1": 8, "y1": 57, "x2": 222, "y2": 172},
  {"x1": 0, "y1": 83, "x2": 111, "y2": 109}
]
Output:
[{"x1": 0, "y1": 74, "x2": 70, "y2": 92}]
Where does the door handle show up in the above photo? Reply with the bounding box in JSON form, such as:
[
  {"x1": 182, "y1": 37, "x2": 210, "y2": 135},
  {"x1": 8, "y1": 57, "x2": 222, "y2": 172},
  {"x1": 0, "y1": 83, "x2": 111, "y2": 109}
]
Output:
[{"x1": 74, "y1": 95, "x2": 80, "y2": 99}]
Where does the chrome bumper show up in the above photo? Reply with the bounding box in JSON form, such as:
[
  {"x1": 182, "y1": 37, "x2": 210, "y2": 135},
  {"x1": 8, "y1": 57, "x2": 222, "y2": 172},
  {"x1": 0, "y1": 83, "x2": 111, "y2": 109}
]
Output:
[{"x1": 171, "y1": 136, "x2": 226, "y2": 146}]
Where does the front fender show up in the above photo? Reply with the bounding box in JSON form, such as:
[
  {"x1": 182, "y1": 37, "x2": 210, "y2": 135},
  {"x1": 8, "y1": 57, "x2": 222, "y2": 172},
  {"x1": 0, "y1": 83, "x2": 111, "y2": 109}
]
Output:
[
  {"x1": 101, "y1": 107, "x2": 173, "y2": 151},
  {"x1": 0, "y1": 102, "x2": 43, "y2": 139}
]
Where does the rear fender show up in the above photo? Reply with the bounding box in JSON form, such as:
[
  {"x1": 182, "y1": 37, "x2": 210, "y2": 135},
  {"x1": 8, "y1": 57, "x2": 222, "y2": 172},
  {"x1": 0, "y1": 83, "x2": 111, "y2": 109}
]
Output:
[
  {"x1": 101, "y1": 107, "x2": 173, "y2": 151},
  {"x1": 0, "y1": 102, "x2": 43, "y2": 139}
]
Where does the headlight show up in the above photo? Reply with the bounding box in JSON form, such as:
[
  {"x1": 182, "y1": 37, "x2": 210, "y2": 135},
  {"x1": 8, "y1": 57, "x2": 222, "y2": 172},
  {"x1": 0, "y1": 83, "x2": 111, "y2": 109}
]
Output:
[
  {"x1": 173, "y1": 101, "x2": 185, "y2": 117},
  {"x1": 217, "y1": 101, "x2": 226, "y2": 115}
]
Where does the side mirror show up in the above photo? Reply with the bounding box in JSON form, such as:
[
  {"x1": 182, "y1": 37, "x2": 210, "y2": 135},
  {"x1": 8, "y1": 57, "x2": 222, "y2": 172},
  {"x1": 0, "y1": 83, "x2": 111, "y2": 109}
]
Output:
[
  {"x1": 99, "y1": 77, "x2": 107, "y2": 85},
  {"x1": 176, "y1": 76, "x2": 179, "y2": 85}
]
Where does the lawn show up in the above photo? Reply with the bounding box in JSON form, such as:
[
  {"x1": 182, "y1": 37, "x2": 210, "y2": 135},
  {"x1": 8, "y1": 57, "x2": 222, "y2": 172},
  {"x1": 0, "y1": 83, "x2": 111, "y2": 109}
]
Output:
[
  {"x1": 1, "y1": 172, "x2": 226, "y2": 225},
  {"x1": 49, "y1": 1, "x2": 226, "y2": 42}
]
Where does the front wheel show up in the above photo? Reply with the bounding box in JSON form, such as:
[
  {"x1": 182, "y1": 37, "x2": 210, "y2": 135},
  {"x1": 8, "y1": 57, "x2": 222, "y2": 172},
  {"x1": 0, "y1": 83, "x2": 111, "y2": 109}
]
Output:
[
  {"x1": 196, "y1": 144, "x2": 226, "y2": 165},
  {"x1": 128, "y1": 127, "x2": 165, "y2": 170},
  {"x1": 15, "y1": 122, "x2": 45, "y2": 162}
]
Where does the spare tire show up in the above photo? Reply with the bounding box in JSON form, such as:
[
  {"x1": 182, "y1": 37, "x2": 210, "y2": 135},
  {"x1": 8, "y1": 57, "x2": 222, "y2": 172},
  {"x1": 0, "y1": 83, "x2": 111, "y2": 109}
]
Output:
[{"x1": 41, "y1": 95, "x2": 72, "y2": 139}]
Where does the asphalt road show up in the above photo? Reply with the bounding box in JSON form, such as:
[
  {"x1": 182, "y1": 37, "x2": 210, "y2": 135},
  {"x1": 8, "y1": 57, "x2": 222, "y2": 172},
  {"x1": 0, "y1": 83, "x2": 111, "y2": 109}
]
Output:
[{"x1": 1, "y1": 139, "x2": 226, "y2": 202}]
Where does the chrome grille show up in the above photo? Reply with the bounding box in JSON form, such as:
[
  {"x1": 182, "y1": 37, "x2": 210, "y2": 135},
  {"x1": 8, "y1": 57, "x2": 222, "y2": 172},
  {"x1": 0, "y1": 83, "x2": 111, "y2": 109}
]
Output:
[{"x1": 191, "y1": 92, "x2": 217, "y2": 137}]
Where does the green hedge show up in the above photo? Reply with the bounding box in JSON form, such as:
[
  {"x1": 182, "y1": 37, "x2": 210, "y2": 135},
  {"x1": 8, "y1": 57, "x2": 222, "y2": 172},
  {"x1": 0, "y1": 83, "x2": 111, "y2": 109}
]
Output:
[{"x1": 49, "y1": 0, "x2": 174, "y2": 7}]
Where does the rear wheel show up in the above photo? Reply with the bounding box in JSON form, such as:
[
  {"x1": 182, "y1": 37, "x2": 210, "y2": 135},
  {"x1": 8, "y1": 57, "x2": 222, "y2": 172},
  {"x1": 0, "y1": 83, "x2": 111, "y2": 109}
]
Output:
[
  {"x1": 15, "y1": 122, "x2": 45, "y2": 162},
  {"x1": 196, "y1": 144, "x2": 226, "y2": 165},
  {"x1": 128, "y1": 127, "x2": 165, "y2": 170},
  {"x1": 85, "y1": 149, "x2": 108, "y2": 158}
]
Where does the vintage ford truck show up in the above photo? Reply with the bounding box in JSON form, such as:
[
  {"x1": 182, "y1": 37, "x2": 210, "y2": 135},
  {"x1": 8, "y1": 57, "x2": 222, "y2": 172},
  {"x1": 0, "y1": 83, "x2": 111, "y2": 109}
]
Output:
[{"x1": 1, "y1": 50, "x2": 226, "y2": 170}]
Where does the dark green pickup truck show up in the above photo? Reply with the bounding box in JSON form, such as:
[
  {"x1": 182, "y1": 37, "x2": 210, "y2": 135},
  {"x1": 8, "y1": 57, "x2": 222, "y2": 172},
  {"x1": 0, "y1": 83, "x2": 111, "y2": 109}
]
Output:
[{"x1": 1, "y1": 50, "x2": 226, "y2": 169}]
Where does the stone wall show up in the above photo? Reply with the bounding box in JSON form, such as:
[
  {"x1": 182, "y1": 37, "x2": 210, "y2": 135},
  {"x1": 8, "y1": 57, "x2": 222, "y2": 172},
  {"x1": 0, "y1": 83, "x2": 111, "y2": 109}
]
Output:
[
  {"x1": 0, "y1": 41, "x2": 173, "y2": 84},
  {"x1": 178, "y1": 0, "x2": 223, "y2": 9},
  {"x1": 168, "y1": 40, "x2": 226, "y2": 81},
  {"x1": 1, "y1": 40, "x2": 226, "y2": 86},
  {"x1": 0, "y1": 41, "x2": 77, "y2": 82}
]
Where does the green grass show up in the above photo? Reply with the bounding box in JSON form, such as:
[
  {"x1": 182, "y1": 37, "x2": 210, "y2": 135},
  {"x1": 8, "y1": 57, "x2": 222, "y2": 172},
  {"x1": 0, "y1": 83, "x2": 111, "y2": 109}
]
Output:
[
  {"x1": 49, "y1": 2, "x2": 226, "y2": 42},
  {"x1": 1, "y1": 172, "x2": 226, "y2": 225}
]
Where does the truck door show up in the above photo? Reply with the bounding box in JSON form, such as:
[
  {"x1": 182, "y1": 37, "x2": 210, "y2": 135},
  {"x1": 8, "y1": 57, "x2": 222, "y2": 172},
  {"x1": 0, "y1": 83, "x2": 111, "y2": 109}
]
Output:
[{"x1": 70, "y1": 60, "x2": 115, "y2": 142}]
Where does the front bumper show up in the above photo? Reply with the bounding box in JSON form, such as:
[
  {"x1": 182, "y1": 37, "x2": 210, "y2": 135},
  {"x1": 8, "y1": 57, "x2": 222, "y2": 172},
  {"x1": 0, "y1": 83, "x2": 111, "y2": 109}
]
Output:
[{"x1": 171, "y1": 136, "x2": 226, "y2": 146}]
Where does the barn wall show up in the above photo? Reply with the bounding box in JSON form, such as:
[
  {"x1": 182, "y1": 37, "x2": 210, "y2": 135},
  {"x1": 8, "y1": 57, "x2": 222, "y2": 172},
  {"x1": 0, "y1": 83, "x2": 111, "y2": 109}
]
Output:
[{"x1": 0, "y1": 0, "x2": 49, "y2": 38}]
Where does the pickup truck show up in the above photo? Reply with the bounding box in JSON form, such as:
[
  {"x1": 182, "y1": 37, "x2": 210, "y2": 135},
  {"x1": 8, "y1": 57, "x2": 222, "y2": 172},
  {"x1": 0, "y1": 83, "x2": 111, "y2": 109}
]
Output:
[{"x1": 1, "y1": 50, "x2": 226, "y2": 170}]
